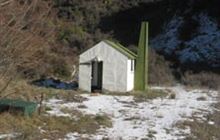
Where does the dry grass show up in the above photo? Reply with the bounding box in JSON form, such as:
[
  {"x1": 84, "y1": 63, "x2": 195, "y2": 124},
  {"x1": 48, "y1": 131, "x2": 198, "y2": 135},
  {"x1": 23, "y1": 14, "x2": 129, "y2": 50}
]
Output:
[
  {"x1": 132, "y1": 89, "x2": 168, "y2": 102},
  {"x1": 183, "y1": 72, "x2": 220, "y2": 90},
  {"x1": 102, "y1": 91, "x2": 131, "y2": 96},
  {"x1": 0, "y1": 79, "x2": 80, "y2": 102},
  {"x1": 0, "y1": 112, "x2": 112, "y2": 139},
  {"x1": 0, "y1": 79, "x2": 111, "y2": 138},
  {"x1": 101, "y1": 88, "x2": 169, "y2": 102},
  {"x1": 94, "y1": 115, "x2": 112, "y2": 128}
]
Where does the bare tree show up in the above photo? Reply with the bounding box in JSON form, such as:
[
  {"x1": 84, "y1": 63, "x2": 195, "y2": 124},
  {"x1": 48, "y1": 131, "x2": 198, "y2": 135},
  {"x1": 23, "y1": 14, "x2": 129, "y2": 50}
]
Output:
[{"x1": 0, "y1": 0, "x2": 55, "y2": 98}]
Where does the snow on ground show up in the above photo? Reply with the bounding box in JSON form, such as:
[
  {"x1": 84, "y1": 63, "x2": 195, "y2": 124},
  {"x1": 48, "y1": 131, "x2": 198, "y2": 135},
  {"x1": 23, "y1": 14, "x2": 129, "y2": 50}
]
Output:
[
  {"x1": 0, "y1": 133, "x2": 19, "y2": 139},
  {"x1": 44, "y1": 86, "x2": 218, "y2": 140}
]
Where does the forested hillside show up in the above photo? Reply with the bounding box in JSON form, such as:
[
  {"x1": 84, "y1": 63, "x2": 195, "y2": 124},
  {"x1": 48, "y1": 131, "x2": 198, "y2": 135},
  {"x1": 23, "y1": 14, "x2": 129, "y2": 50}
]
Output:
[{"x1": 0, "y1": 0, "x2": 219, "y2": 88}]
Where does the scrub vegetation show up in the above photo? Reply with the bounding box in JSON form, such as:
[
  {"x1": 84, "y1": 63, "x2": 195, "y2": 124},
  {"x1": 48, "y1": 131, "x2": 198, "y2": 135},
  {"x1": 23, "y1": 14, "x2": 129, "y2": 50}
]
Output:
[{"x1": 0, "y1": 112, "x2": 112, "y2": 139}]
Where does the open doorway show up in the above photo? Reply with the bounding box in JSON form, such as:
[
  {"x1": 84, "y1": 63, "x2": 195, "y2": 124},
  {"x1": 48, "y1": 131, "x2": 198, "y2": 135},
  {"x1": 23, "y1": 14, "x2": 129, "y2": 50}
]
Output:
[{"x1": 91, "y1": 61, "x2": 103, "y2": 92}]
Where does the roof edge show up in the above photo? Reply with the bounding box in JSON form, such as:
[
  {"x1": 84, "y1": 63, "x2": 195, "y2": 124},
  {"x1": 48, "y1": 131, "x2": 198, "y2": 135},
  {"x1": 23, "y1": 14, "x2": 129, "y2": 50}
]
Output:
[{"x1": 103, "y1": 40, "x2": 137, "y2": 59}]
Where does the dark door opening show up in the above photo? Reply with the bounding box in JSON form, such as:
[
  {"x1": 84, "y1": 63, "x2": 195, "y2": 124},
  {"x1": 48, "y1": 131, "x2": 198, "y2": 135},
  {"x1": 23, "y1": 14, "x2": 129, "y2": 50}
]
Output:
[{"x1": 91, "y1": 61, "x2": 103, "y2": 92}]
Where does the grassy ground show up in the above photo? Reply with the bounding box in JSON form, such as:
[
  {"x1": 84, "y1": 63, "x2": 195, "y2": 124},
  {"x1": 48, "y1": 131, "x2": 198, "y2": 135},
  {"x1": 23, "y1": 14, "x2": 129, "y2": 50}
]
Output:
[
  {"x1": 0, "y1": 80, "x2": 112, "y2": 139},
  {"x1": 132, "y1": 89, "x2": 169, "y2": 102},
  {"x1": 0, "y1": 80, "x2": 170, "y2": 139},
  {"x1": 102, "y1": 89, "x2": 170, "y2": 102},
  {"x1": 1, "y1": 79, "x2": 219, "y2": 139},
  {"x1": 0, "y1": 112, "x2": 112, "y2": 139}
]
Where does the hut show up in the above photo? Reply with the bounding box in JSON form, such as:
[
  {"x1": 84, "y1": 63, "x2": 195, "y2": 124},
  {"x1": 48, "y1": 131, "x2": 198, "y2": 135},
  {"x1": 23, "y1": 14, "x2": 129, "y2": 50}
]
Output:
[
  {"x1": 79, "y1": 40, "x2": 136, "y2": 92},
  {"x1": 79, "y1": 22, "x2": 149, "y2": 92}
]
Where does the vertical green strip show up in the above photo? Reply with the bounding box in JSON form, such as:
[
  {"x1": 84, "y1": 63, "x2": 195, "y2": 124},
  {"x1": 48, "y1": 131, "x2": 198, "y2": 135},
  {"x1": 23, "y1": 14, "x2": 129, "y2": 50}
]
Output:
[{"x1": 134, "y1": 22, "x2": 149, "y2": 91}]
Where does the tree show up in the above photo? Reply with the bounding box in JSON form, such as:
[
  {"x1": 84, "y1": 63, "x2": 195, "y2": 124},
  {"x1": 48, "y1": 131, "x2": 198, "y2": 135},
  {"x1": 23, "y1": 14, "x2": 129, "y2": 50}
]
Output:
[{"x1": 0, "y1": 0, "x2": 55, "y2": 98}]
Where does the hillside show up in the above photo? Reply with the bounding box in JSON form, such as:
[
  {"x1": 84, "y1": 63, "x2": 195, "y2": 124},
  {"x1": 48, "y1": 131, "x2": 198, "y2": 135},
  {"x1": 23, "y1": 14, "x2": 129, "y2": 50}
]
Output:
[
  {"x1": 98, "y1": 0, "x2": 220, "y2": 72},
  {"x1": 0, "y1": 0, "x2": 219, "y2": 140},
  {"x1": 0, "y1": 0, "x2": 219, "y2": 85}
]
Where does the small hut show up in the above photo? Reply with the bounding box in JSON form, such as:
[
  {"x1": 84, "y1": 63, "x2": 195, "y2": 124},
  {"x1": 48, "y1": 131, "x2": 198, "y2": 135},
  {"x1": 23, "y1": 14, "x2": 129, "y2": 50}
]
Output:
[
  {"x1": 79, "y1": 40, "x2": 136, "y2": 92},
  {"x1": 79, "y1": 22, "x2": 149, "y2": 92}
]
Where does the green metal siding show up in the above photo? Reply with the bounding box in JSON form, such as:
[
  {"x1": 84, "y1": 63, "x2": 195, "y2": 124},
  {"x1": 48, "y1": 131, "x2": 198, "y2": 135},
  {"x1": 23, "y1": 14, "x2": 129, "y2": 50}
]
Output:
[
  {"x1": 134, "y1": 22, "x2": 149, "y2": 91},
  {"x1": 0, "y1": 99, "x2": 37, "y2": 116}
]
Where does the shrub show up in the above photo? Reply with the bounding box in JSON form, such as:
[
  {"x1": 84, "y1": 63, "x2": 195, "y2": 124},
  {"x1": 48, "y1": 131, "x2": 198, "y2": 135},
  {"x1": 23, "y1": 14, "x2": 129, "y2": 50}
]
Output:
[
  {"x1": 197, "y1": 96, "x2": 206, "y2": 101},
  {"x1": 169, "y1": 93, "x2": 176, "y2": 99},
  {"x1": 95, "y1": 115, "x2": 112, "y2": 128},
  {"x1": 182, "y1": 71, "x2": 220, "y2": 90},
  {"x1": 148, "y1": 49, "x2": 175, "y2": 86}
]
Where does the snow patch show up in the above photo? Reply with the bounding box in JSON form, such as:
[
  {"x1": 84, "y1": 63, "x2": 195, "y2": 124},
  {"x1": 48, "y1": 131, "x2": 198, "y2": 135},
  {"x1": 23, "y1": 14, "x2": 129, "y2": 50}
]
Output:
[
  {"x1": 44, "y1": 86, "x2": 218, "y2": 140},
  {"x1": 43, "y1": 99, "x2": 71, "y2": 117},
  {"x1": 0, "y1": 133, "x2": 19, "y2": 139}
]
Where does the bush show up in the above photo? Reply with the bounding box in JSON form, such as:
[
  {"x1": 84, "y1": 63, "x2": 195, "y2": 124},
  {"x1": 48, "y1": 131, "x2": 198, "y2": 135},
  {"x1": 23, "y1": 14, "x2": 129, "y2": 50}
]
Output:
[
  {"x1": 183, "y1": 71, "x2": 220, "y2": 90},
  {"x1": 95, "y1": 115, "x2": 112, "y2": 128},
  {"x1": 169, "y1": 93, "x2": 176, "y2": 99},
  {"x1": 149, "y1": 49, "x2": 175, "y2": 86}
]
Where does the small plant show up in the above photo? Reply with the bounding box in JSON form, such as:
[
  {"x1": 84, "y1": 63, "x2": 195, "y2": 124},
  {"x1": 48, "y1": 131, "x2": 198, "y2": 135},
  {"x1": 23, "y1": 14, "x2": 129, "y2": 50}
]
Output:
[
  {"x1": 197, "y1": 96, "x2": 206, "y2": 101},
  {"x1": 77, "y1": 104, "x2": 87, "y2": 108},
  {"x1": 73, "y1": 115, "x2": 100, "y2": 134},
  {"x1": 124, "y1": 116, "x2": 141, "y2": 121},
  {"x1": 45, "y1": 106, "x2": 52, "y2": 111},
  {"x1": 147, "y1": 130, "x2": 157, "y2": 138},
  {"x1": 169, "y1": 93, "x2": 176, "y2": 99},
  {"x1": 94, "y1": 115, "x2": 112, "y2": 128}
]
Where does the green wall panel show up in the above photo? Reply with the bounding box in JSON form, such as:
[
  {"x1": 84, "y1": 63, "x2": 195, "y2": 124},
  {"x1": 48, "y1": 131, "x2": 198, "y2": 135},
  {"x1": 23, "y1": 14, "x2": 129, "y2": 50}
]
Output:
[{"x1": 134, "y1": 22, "x2": 148, "y2": 91}]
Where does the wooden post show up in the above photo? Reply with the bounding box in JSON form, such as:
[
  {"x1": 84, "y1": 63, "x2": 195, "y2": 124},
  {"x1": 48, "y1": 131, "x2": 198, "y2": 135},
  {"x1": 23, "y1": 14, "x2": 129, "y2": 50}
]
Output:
[{"x1": 38, "y1": 93, "x2": 44, "y2": 115}]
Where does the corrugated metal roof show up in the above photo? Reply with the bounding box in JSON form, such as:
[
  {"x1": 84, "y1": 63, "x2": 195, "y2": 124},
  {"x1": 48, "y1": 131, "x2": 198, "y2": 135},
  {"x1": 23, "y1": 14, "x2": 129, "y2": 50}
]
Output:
[{"x1": 104, "y1": 40, "x2": 137, "y2": 59}]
